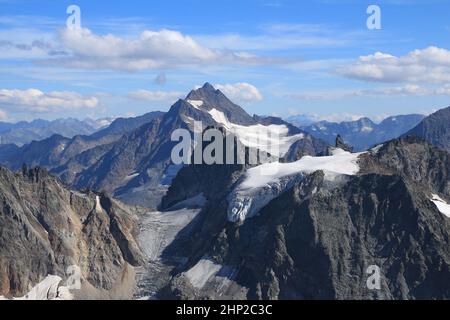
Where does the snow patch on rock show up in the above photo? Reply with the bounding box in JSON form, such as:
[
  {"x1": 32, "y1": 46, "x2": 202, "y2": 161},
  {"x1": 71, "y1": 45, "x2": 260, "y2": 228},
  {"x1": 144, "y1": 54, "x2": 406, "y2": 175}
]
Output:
[
  {"x1": 1, "y1": 275, "x2": 73, "y2": 300},
  {"x1": 208, "y1": 108, "x2": 304, "y2": 158},
  {"x1": 228, "y1": 149, "x2": 364, "y2": 222},
  {"x1": 184, "y1": 258, "x2": 235, "y2": 290},
  {"x1": 240, "y1": 149, "x2": 362, "y2": 190},
  {"x1": 431, "y1": 194, "x2": 450, "y2": 218},
  {"x1": 95, "y1": 195, "x2": 102, "y2": 213},
  {"x1": 370, "y1": 144, "x2": 383, "y2": 154},
  {"x1": 187, "y1": 100, "x2": 204, "y2": 110}
]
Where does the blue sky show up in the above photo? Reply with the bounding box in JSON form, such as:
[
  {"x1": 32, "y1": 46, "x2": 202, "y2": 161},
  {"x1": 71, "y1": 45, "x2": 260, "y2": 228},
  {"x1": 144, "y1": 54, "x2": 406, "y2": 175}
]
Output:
[{"x1": 0, "y1": 0, "x2": 450, "y2": 122}]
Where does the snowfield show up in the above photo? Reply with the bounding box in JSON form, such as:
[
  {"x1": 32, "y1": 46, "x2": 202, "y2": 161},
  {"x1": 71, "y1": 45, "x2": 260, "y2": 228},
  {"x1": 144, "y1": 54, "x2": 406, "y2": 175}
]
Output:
[
  {"x1": 431, "y1": 194, "x2": 450, "y2": 218},
  {"x1": 208, "y1": 108, "x2": 304, "y2": 158},
  {"x1": 228, "y1": 149, "x2": 364, "y2": 222},
  {"x1": 239, "y1": 148, "x2": 363, "y2": 190},
  {"x1": 184, "y1": 259, "x2": 223, "y2": 289},
  {"x1": 187, "y1": 99, "x2": 204, "y2": 109},
  {"x1": 0, "y1": 275, "x2": 73, "y2": 300},
  {"x1": 183, "y1": 258, "x2": 236, "y2": 291}
]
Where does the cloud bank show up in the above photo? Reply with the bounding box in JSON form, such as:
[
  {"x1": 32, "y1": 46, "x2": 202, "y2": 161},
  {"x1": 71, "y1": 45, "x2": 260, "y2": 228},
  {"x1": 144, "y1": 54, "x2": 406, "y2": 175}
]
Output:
[
  {"x1": 0, "y1": 89, "x2": 99, "y2": 113},
  {"x1": 214, "y1": 82, "x2": 263, "y2": 103},
  {"x1": 338, "y1": 46, "x2": 450, "y2": 83},
  {"x1": 38, "y1": 28, "x2": 263, "y2": 71}
]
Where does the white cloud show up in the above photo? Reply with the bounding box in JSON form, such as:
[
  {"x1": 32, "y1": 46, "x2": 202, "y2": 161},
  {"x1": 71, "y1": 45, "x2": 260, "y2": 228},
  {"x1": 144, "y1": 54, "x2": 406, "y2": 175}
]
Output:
[
  {"x1": 0, "y1": 89, "x2": 99, "y2": 113},
  {"x1": 214, "y1": 83, "x2": 263, "y2": 103},
  {"x1": 338, "y1": 46, "x2": 450, "y2": 83},
  {"x1": 436, "y1": 85, "x2": 450, "y2": 95},
  {"x1": 127, "y1": 90, "x2": 183, "y2": 101},
  {"x1": 37, "y1": 28, "x2": 263, "y2": 71},
  {"x1": 0, "y1": 109, "x2": 7, "y2": 120},
  {"x1": 319, "y1": 113, "x2": 366, "y2": 123}
]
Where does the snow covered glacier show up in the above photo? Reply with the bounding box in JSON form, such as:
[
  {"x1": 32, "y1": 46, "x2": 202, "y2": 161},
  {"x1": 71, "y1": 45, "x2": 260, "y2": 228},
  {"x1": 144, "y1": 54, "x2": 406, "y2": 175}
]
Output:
[{"x1": 227, "y1": 149, "x2": 364, "y2": 222}]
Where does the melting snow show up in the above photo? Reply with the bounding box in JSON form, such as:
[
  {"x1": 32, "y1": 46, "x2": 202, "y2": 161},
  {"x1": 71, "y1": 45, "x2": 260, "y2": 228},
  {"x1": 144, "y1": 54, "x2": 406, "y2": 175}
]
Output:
[
  {"x1": 184, "y1": 259, "x2": 222, "y2": 289},
  {"x1": 228, "y1": 149, "x2": 364, "y2": 222},
  {"x1": 431, "y1": 194, "x2": 450, "y2": 218},
  {"x1": 1, "y1": 275, "x2": 73, "y2": 300},
  {"x1": 371, "y1": 144, "x2": 383, "y2": 154},
  {"x1": 187, "y1": 100, "x2": 204, "y2": 110},
  {"x1": 240, "y1": 149, "x2": 362, "y2": 190},
  {"x1": 183, "y1": 258, "x2": 235, "y2": 290},
  {"x1": 123, "y1": 172, "x2": 139, "y2": 183},
  {"x1": 208, "y1": 108, "x2": 304, "y2": 158},
  {"x1": 95, "y1": 195, "x2": 102, "y2": 213}
]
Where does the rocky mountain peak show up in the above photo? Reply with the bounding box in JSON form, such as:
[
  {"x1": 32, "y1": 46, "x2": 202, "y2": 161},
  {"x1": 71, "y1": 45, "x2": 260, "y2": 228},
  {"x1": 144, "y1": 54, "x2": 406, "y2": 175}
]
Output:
[
  {"x1": 186, "y1": 82, "x2": 220, "y2": 103},
  {"x1": 184, "y1": 82, "x2": 255, "y2": 125}
]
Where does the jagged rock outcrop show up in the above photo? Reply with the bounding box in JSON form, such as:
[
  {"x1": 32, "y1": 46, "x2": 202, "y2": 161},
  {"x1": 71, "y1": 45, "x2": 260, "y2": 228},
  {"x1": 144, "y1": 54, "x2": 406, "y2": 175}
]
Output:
[
  {"x1": 0, "y1": 166, "x2": 144, "y2": 299},
  {"x1": 159, "y1": 138, "x2": 450, "y2": 300},
  {"x1": 335, "y1": 134, "x2": 353, "y2": 152}
]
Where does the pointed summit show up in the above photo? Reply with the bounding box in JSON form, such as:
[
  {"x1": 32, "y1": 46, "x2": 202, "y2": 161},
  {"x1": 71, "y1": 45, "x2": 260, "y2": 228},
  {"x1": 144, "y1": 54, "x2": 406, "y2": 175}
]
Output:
[
  {"x1": 202, "y1": 82, "x2": 216, "y2": 92},
  {"x1": 186, "y1": 82, "x2": 219, "y2": 101},
  {"x1": 185, "y1": 82, "x2": 255, "y2": 125}
]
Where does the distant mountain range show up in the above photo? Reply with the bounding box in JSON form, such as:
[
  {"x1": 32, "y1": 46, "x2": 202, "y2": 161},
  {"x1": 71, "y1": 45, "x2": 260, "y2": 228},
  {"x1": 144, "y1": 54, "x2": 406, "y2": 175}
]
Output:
[
  {"x1": 0, "y1": 118, "x2": 113, "y2": 147},
  {"x1": 288, "y1": 114, "x2": 426, "y2": 151},
  {"x1": 285, "y1": 114, "x2": 319, "y2": 127}
]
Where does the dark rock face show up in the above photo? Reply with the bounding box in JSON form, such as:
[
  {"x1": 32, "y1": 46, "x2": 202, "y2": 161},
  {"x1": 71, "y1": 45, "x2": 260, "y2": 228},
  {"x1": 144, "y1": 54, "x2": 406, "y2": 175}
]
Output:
[
  {"x1": 159, "y1": 138, "x2": 450, "y2": 300},
  {"x1": 360, "y1": 136, "x2": 450, "y2": 197},
  {"x1": 90, "y1": 111, "x2": 165, "y2": 140},
  {"x1": 335, "y1": 134, "x2": 353, "y2": 152},
  {"x1": 298, "y1": 114, "x2": 425, "y2": 151},
  {"x1": 219, "y1": 173, "x2": 450, "y2": 300},
  {"x1": 404, "y1": 107, "x2": 450, "y2": 153},
  {"x1": 0, "y1": 166, "x2": 144, "y2": 299}
]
